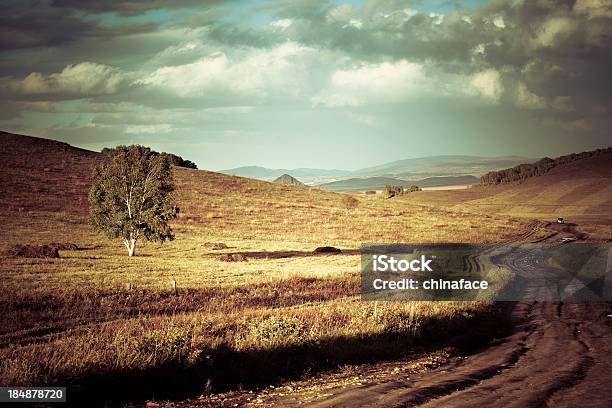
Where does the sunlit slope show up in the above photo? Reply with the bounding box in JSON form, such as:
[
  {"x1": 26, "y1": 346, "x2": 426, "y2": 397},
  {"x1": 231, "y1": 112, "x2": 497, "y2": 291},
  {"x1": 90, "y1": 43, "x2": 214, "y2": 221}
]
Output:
[{"x1": 0, "y1": 131, "x2": 97, "y2": 213}]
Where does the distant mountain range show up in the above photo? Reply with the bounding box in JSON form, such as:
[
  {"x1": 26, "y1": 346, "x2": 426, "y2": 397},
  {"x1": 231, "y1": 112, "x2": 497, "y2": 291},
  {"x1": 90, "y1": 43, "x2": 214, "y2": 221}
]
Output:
[
  {"x1": 220, "y1": 155, "x2": 532, "y2": 187},
  {"x1": 221, "y1": 166, "x2": 349, "y2": 180}
]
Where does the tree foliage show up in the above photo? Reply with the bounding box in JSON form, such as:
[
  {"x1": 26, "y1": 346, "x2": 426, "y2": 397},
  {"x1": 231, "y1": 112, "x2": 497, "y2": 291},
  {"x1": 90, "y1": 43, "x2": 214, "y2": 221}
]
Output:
[
  {"x1": 89, "y1": 145, "x2": 178, "y2": 256},
  {"x1": 383, "y1": 185, "x2": 404, "y2": 198},
  {"x1": 163, "y1": 153, "x2": 198, "y2": 169}
]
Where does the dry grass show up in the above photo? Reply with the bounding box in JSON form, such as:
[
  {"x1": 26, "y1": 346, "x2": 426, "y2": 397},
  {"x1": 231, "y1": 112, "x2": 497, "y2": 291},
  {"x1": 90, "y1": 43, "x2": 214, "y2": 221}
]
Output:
[{"x1": 0, "y1": 192, "x2": 522, "y2": 403}]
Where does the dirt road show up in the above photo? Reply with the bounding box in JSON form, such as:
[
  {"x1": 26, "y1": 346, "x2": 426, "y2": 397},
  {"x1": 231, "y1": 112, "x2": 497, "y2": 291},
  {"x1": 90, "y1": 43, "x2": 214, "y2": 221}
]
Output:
[
  {"x1": 247, "y1": 241, "x2": 612, "y2": 407},
  {"x1": 251, "y1": 301, "x2": 610, "y2": 407}
]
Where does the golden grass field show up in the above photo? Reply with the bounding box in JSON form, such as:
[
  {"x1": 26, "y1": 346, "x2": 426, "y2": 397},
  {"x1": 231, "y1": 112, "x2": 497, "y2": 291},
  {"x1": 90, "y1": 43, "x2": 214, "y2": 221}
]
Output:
[{"x1": 0, "y1": 133, "x2": 609, "y2": 405}]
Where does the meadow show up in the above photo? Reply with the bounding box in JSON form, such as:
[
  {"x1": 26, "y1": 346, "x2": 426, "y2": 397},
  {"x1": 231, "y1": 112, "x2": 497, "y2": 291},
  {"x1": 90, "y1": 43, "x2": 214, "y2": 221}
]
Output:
[{"x1": 0, "y1": 159, "x2": 531, "y2": 405}]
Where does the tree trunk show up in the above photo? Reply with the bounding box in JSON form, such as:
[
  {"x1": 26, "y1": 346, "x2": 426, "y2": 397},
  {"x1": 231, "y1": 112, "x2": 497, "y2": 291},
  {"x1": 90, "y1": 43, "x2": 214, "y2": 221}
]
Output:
[{"x1": 124, "y1": 238, "x2": 137, "y2": 257}]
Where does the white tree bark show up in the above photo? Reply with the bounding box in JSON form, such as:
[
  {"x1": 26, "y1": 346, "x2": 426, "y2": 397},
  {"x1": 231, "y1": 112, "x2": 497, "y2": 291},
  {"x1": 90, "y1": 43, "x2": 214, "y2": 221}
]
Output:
[{"x1": 123, "y1": 238, "x2": 137, "y2": 256}]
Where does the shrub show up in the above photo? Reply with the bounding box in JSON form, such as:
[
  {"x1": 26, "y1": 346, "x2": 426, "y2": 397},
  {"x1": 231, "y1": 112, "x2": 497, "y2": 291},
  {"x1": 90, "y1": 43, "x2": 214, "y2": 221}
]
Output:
[
  {"x1": 242, "y1": 316, "x2": 307, "y2": 348},
  {"x1": 4, "y1": 244, "x2": 59, "y2": 258},
  {"x1": 342, "y1": 195, "x2": 359, "y2": 212},
  {"x1": 383, "y1": 185, "x2": 404, "y2": 198}
]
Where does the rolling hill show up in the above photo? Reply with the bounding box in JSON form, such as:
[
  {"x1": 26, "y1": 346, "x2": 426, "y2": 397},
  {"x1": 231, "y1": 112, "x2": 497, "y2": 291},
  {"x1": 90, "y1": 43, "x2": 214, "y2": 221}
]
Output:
[
  {"x1": 273, "y1": 174, "x2": 305, "y2": 186},
  {"x1": 1, "y1": 131, "x2": 528, "y2": 248},
  {"x1": 353, "y1": 155, "x2": 532, "y2": 178},
  {"x1": 407, "y1": 149, "x2": 612, "y2": 223}
]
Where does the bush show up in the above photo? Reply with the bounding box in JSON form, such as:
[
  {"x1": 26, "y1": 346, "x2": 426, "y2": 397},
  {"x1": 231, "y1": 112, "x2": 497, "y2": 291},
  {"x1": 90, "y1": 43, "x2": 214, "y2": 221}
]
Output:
[
  {"x1": 383, "y1": 185, "x2": 404, "y2": 198},
  {"x1": 409, "y1": 185, "x2": 421, "y2": 192},
  {"x1": 342, "y1": 195, "x2": 359, "y2": 211},
  {"x1": 242, "y1": 316, "x2": 307, "y2": 348},
  {"x1": 162, "y1": 153, "x2": 198, "y2": 169},
  {"x1": 4, "y1": 244, "x2": 59, "y2": 258}
]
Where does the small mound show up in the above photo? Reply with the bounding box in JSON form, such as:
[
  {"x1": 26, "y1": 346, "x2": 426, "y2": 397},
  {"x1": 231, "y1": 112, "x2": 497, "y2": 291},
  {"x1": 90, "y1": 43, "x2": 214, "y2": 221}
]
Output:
[
  {"x1": 48, "y1": 242, "x2": 79, "y2": 251},
  {"x1": 203, "y1": 242, "x2": 229, "y2": 250},
  {"x1": 273, "y1": 174, "x2": 305, "y2": 186},
  {"x1": 219, "y1": 253, "x2": 248, "y2": 262},
  {"x1": 4, "y1": 244, "x2": 60, "y2": 258},
  {"x1": 313, "y1": 246, "x2": 342, "y2": 254}
]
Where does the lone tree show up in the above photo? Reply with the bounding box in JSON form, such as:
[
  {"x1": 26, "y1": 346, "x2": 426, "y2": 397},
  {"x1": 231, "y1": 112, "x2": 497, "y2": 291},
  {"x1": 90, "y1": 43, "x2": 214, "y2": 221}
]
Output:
[{"x1": 89, "y1": 145, "x2": 178, "y2": 256}]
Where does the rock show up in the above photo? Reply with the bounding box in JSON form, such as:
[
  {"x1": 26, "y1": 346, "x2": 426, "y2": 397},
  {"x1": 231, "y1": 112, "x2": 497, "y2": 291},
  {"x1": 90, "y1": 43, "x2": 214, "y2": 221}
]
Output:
[{"x1": 203, "y1": 242, "x2": 228, "y2": 250}]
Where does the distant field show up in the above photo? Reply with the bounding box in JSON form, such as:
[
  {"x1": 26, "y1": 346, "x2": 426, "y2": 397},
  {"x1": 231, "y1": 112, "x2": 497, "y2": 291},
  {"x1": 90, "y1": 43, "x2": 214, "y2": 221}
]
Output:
[{"x1": 421, "y1": 184, "x2": 471, "y2": 191}]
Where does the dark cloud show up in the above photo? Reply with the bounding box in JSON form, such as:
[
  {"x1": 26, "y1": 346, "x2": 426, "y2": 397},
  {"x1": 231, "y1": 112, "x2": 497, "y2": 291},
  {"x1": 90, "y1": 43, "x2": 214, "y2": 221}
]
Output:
[
  {"x1": 0, "y1": 1, "x2": 160, "y2": 52},
  {"x1": 50, "y1": 0, "x2": 218, "y2": 17}
]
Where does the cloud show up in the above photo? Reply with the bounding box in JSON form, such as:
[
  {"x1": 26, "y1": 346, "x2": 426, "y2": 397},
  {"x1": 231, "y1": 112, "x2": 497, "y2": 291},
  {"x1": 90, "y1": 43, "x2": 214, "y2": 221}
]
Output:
[
  {"x1": 125, "y1": 124, "x2": 173, "y2": 134},
  {"x1": 1, "y1": 0, "x2": 611, "y2": 155},
  {"x1": 466, "y1": 69, "x2": 503, "y2": 103},
  {"x1": 0, "y1": 2, "x2": 160, "y2": 51},
  {"x1": 51, "y1": 0, "x2": 206, "y2": 16},
  {"x1": 136, "y1": 41, "x2": 322, "y2": 100},
  {"x1": 6, "y1": 62, "x2": 129, "y2": 98},
  {"x1": 269, "y1": 19, "x2": 294, "y2": 30},
  {"x1": 312, "y1": 60, "x2": 426, "y2": 107}
]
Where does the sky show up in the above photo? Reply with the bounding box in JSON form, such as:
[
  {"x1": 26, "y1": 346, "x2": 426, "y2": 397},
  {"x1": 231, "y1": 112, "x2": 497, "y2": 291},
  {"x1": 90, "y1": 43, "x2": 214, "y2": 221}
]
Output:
[{"x1": 1, "y1": 0, "x2": 611, "y2": 171}]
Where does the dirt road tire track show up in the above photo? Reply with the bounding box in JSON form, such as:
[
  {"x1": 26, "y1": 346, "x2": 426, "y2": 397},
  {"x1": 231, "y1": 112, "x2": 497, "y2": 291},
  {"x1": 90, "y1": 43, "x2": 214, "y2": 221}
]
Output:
[{"x1": 259, "y1": 301, "x2": 610, "y2": 408}]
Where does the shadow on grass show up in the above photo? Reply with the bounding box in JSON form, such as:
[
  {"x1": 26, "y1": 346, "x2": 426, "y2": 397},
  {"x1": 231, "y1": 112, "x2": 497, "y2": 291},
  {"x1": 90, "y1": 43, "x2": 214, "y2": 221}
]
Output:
[
  {"x1": 67, "y1": 303, "x2": 515, "y2": 407},
  {"x1": 205, "y1": 249, "x2": 361, "y2": 259}
]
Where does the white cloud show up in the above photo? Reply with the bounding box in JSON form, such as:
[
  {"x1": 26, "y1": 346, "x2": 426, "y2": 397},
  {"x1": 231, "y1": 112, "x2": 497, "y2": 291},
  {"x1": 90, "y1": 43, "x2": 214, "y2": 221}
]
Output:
[
  {"x1": 269, "y1": 19, "x2": 293, "y2": 30},
  {"x1": 515, "y1": 82, "x2": 546, "y2": 109},
  {"x1": 327, "y1": 4, "x2": 354, "y2": 22},
  {"x1": 343, "y1": 19, "x2": 363, "y2": 29},
  {"x1": 493, "y1": 15, "x2": 506, "y2": 28},
  {"x1": 125, "y1": 124, "x2": 173, "y2": 134},
  {"x1": 136, "y1": 42, "x2": 318, "y2": 99},
  {"x1": 312, "y1": 60, "x2": 427, "y2": 107},
  {"x1": 10, "y1": 62, "x2": 126, "y2": 97},
  {"x1": 429, "y1": 12, "x2": 444, "y2": 25},
  {"x1": 466, "y1": 69, "x2": 503, "y2": 103},
  {"x1": 533, "y1": 17, "x2": 578, "y2": 48}
]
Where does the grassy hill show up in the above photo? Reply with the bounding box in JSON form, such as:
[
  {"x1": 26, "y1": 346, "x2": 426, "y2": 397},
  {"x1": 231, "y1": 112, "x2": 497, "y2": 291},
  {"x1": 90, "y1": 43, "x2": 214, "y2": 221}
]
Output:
[
  {"x1": 407, "y1": 150, "x2": 612, "y2": 230},
  {"x1": 273, "y1": 173, "x2": 305, "y2": 186}
]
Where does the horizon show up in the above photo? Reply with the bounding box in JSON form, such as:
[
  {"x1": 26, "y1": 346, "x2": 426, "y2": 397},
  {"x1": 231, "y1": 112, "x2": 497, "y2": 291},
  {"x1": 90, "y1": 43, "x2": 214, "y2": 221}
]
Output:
[
  {"x1": 5, "y1": 129, "x2": 609, "y2": 173},
  {"x1": 1, "y1": 0, "x2": 611, "y2": 170}
]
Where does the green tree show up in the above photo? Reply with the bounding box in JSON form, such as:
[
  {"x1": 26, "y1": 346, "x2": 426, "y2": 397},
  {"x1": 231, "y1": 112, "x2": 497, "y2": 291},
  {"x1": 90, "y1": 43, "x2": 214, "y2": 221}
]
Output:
[
  {"x1": 89, "y1": 145, "x2": 178, "y2": 256},
  {"x1": 383, "y1": 185, "x2": 404, "y2": 199}
]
